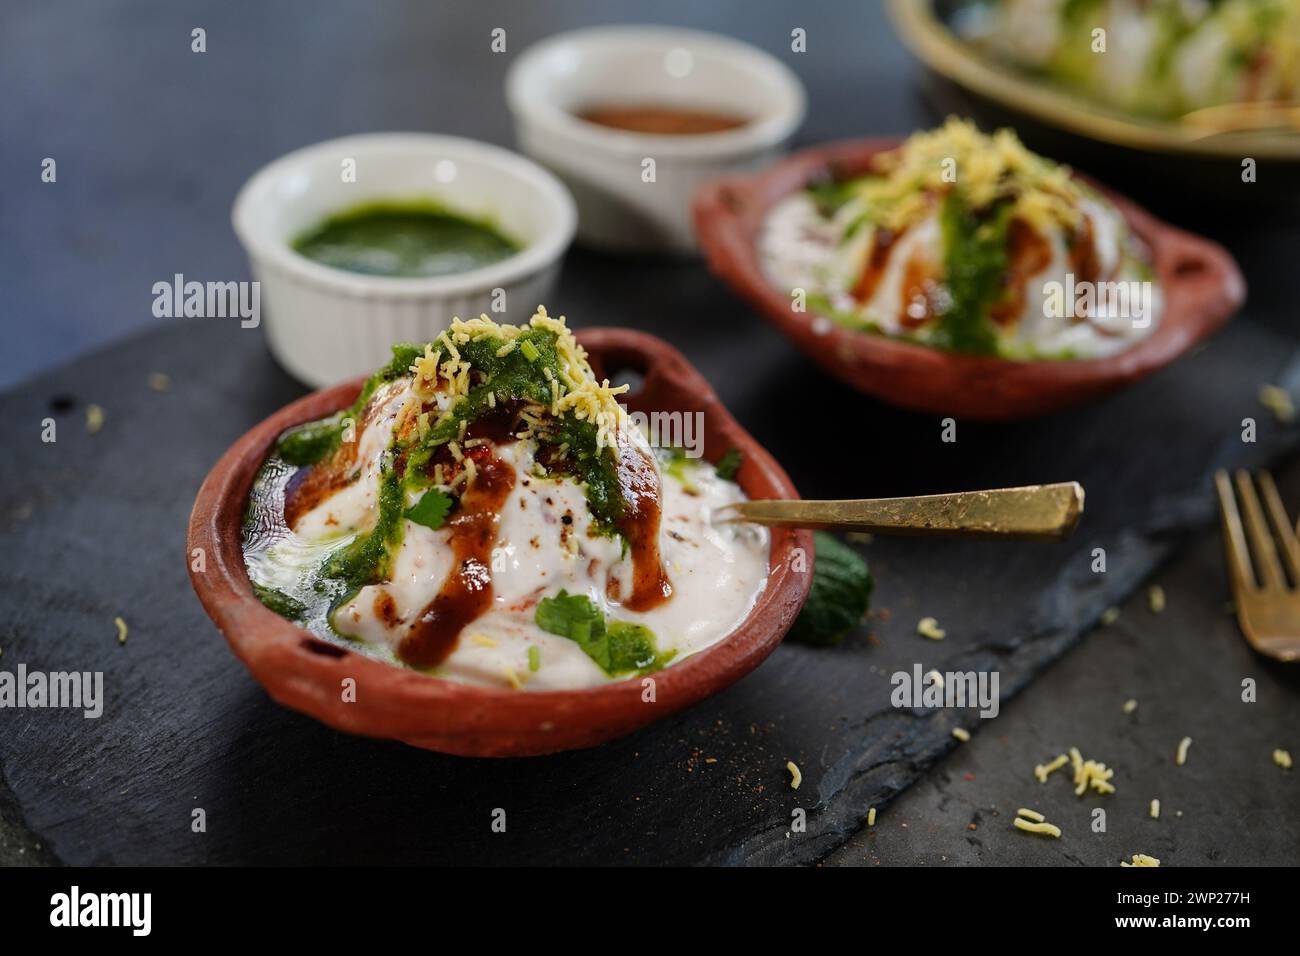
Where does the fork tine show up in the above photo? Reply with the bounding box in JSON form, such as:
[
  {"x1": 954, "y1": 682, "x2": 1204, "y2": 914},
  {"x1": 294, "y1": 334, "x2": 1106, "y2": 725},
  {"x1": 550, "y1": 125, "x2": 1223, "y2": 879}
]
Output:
[
  {"x1": 1234, "y1": 470, "x2": 1285, "y2": 590},
  {"x1": 1256, "y1": 471, "x2": 1300, "y2": 586},
  {"x1": 1216, "y1": 470, "x2": 1257, "y2": 592}
]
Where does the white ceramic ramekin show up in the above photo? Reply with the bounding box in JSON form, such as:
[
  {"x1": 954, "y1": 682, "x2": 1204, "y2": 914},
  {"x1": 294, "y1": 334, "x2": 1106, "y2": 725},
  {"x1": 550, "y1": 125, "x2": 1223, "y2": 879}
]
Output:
[
  {"x1": 506, "y1": 25, "x2": 806, "y2": 255},
  {"x1": 232, "y1": 133, "x2": 577, "y2": 387}
]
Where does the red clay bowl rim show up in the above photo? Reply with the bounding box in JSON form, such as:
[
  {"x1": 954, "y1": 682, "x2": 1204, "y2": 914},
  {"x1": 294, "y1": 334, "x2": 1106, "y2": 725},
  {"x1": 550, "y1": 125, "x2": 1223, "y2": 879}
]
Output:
[
  {"x1": 187, "y1": 327, "x2": 813, "y2": 754},
  {"x1": 692, "y1": 136, "x2": 1247, "y2": 414}
]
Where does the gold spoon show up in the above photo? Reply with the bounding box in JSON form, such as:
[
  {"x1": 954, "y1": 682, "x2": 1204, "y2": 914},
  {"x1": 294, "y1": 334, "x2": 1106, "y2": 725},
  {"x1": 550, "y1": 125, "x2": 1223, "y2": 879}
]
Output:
[{"x1": 714, "y1": 482, "x2": 1084, "y2": 541}]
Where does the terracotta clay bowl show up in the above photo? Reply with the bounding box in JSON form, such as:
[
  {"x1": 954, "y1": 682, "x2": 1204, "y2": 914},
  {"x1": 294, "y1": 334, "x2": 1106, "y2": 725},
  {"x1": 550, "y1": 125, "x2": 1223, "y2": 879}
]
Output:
[
  {"x1": 187, "y1": 328, "x2": 813, "y2": 757},
  {"x1": 693, "y1": 138, "x2": 1247, "y2": 420}
]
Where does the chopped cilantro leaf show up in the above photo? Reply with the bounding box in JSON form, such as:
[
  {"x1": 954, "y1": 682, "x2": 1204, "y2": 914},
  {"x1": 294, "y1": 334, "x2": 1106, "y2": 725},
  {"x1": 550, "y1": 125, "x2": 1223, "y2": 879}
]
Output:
[
  {"x1": 715, "y1": 447, "x2": 743, "y2": 481},
  {"x1": 405, "y1": 487, "x2": 452, "y2": 530}
]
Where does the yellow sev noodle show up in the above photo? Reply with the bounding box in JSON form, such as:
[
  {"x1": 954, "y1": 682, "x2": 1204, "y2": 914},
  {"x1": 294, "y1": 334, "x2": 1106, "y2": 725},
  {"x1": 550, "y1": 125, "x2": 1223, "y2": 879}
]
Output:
[
  {"x1": 1068, "y1": 746, "x2": 1115, "y2": 796},
  {"x1": 1034, "y1": 753, "x2": 1069, "y2": 783},
  {"x1": 1013, "y1": 817, "x2": 1061, "y2": 838},
  {"x1": 854, "y1": 117, "x2": 1082, "y2": 234},
  {"x1": 408, "y1": 307, "x2": 630, "y2": 454},
  {"x1": 1034, "y1": 748, "x2": 1114, "y2": 795},
  {"x1": 1013, "y1": 806, "x2": 1060, "y2": 838}
]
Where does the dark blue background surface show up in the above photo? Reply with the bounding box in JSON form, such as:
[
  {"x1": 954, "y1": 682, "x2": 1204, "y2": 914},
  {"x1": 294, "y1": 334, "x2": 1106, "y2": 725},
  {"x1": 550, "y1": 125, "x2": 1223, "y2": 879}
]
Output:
[{"x1": 0, "y1": 0, "x2": 917, "y2": 387}]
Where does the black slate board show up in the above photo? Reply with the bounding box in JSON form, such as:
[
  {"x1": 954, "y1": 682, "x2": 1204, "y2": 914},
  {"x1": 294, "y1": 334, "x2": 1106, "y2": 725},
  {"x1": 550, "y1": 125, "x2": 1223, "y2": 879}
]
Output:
[
  {"x1": 1, "y1": 280, "x2": 1298, "y2": 865},
  {"x1": 826, "y1": 501, "x2": 1300, "y2": 868}
]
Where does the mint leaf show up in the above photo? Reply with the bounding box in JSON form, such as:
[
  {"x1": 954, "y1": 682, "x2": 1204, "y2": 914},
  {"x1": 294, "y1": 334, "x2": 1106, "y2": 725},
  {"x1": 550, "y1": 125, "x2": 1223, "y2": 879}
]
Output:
[
  {"x1": 536, "y1": 589, "x2": 604, "y2": 641},
  {"x1": 405, "y1": 488, "x2": 452, "y2": 530},
  {"x1": 787, "y1": 532, "x2": 873, "y2": 646},
  {"x1": 534, "y1": 590, "x2": 670, "y2": 676},
  {"x1": 536, "y1": 590, "x2": 609, "y2": 669},
  {"x1": 715, "y1": 447, "x2": 742, "y2": 481}
]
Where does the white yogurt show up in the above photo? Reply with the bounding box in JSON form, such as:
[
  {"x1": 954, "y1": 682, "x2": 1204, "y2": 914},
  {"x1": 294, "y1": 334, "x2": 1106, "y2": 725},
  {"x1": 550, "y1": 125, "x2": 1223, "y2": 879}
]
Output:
[{"x1": 250, "y1": 378, "x2": 770, "y2": 690}]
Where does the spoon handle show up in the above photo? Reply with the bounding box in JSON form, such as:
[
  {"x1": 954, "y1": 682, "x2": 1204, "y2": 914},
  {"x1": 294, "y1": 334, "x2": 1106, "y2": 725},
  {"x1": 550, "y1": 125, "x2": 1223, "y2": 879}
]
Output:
[{"x1": 715, "y1": 482, "x2": 1084, "y2": 540}]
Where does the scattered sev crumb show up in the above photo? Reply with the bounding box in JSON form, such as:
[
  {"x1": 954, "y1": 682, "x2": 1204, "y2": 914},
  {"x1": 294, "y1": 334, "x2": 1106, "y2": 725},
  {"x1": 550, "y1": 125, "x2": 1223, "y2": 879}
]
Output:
[
  {"x1": 1123, "y1": 699, "x2": 1138, "y2": 715},
  {"x1": 1100, "y1": 606, "x2": 1120, "y2": 626},
  {"x1": 114, "y1": 616, "x2": 128, "y2": 646},
  {"x1": 470, "y1": 633, "x2": 498, "y2": 648},
  {"x1": 148, "y1": 372, "x2": 171, "y2": 392},
  {"x1": 786, "y1": 760, "x2": 802, "y2": 790},
  {"x1": 1259, "y1": 384, "x2": 1296, "y2": 423},
  {"x1": 925, "y1": 669, "x2": 944, "y2": 689},
  {"x1": 952, "y1": 727, "x2": 971, "y2": 742},
  {"x1": 1035, "y1": 753, "x2": 1069, "y2": 783},
  {"x1": 1176, "y1": 736, "x2": 1192, "y2": 766},
  {"x1": 85, "y1": 403, "x2": 104, "y2": 434},
  {"x1": 1013, "y1": 817, "x2": 1061, "y2": 838},
  {"x1": 917, "y1": 617, "x2": 946, "y2": 640},
  {"x1": 1150, "y1": 798, "x2": 1160, "y2": 819},
  {"x1": 867, "y1": 807, "x2": 877, "y2": 826},
  {"x1": 502, "y1": 666, "x2": 524, "y2": 690},
  {"x1": 1069, "y1": 746, "x2": 1116, "y2": 796},
  {"x1": 1148, "y1": 585, "x2": 1166, "y2": 613},
  {"x1": 1274, "y1": 749, "x2": 1292, "y2": 770},
  {"x1": 1121, "y1": 854, "x2": 1161, "y2": 867},
  {"x1": 1016, "y1": 807, "x2": 1045, "y2": 822}
]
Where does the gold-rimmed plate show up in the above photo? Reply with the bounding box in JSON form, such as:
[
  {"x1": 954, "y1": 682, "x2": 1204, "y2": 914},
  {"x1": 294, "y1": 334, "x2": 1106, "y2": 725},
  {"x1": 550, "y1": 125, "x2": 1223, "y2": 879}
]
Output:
[{"x1": 889, "y1": 0, "x2": 1300, "y2": 181}]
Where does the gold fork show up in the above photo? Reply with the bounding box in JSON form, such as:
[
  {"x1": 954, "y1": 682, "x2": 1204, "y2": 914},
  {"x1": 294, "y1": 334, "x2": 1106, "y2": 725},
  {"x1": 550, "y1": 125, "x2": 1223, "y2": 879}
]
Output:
[{"x1": 1215, "y1": 469, "x2": 1300, "y2": 662}]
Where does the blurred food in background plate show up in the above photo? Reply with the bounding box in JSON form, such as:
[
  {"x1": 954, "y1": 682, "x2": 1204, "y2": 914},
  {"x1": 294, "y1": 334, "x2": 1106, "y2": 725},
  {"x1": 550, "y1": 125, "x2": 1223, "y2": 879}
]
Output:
[
  {"x1": 506, "y1": 25, "x2": 805, "y2": 255},
  {"x1": 693, "y1": 121, "x2": 1245, "y2": 420},
  {"x1": 962, "y1": 0, "x2": 1300, "y2": 121},
  {"x1": 761, "y1": 118, "x2": 1160, "y2": 360},
  {"x1": 888, "y1": 0, "x2": 1300, "y2": 201}
]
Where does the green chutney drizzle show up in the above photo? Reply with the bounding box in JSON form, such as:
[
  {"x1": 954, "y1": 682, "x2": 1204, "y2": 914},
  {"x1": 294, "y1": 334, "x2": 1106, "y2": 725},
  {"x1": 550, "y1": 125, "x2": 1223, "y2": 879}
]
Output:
[{"x1": 252, "y1": 328, "x2": 635, "y2": 638}]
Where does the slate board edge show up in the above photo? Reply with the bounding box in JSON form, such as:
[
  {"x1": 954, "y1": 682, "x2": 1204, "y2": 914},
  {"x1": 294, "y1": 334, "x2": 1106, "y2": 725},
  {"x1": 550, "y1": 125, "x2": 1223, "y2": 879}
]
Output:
[{"x1": 717, "y1": 353, "x2": 1300, "y2": 867}]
